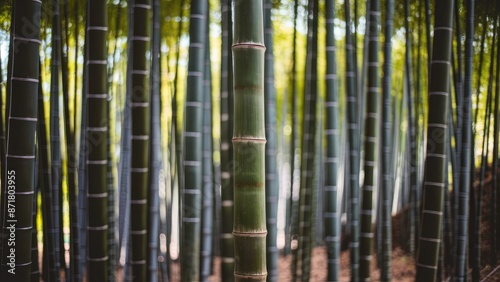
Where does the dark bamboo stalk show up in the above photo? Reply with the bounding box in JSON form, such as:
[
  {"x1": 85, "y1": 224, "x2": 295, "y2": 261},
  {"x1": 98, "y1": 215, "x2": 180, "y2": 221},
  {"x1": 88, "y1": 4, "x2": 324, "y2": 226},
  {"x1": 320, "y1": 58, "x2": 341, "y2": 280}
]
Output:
[
  {"x1": 0, "y1": 1, "x2": 41, "y2": 279},
  {"x1": 455, "y1": 0, "x2": 474, "y2": 280},
  {"x1": 415, "y1": 0, "x2": 455, "y2": 280},
  {"x1": 380, "y1": 0, "x2": 395, "y2": 279}
]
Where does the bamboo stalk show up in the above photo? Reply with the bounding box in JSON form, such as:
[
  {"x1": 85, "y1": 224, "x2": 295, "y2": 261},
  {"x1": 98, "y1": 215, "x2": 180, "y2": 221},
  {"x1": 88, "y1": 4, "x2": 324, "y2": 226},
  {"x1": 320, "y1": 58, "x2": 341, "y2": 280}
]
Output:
[
  {"x1": 129, "y1": 0, "x2": 151, "y2": 280},
  {"x1": 263, "y1": 0, "x2": 278, "y2": 280},
  {"x1": 380, "y1": 0, "x2": 394, "y2": 279},
  {"x1": 86, "y1": 0, "x2": 109, "y2": 280},
  {"x1": 359, "y1": 0, "x2": 380, "y2": 279},
  {"x1": 232, "y1": 0, "x2": 267, "y2": 280},
  {"x1": 324, "y1": 0, "x2": 341, "y2": 276},
  {"x1": 219, "y1": 0, "x2": 235, "y2": 279},
  {"x1": 415, "y1": 0, "x2": 455, "y2": 280},
  {"x1": 0, "y1": 0, "x2": 41, "y2": 280}
]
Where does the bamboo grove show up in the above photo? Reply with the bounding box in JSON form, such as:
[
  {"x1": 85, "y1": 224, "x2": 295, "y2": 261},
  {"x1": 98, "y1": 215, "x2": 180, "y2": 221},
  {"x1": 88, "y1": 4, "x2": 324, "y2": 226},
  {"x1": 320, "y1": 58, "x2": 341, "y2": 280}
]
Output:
[{"x1": 0, "y1": 0, "x2": 498, "y2": 281}]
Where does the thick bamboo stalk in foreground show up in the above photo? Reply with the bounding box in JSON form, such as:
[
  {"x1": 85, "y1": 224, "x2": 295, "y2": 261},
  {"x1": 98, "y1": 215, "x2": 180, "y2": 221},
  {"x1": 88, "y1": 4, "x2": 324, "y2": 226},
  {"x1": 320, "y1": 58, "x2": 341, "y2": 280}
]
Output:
[
  {"x1": 232, "y1": 0, "x2": 267, "y2": 280},
  {"x1": 130, "y1": 0, "x2": 151, "y2": 280},
  {"x1": 86, "y1": 0, "x2": 109, "y2": 280},
  {"x1": 416, "y1": 0, "x2": 454, "y2": 280},
  {"x1": 0, "y1": 0, "x2": 41, "y2": 280}
]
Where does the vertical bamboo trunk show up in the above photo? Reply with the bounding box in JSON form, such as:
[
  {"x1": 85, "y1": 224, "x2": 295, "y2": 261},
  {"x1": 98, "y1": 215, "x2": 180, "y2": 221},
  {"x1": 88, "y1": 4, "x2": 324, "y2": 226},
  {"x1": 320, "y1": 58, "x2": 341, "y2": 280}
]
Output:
[
  {"x1": 181, "y1": 0, "x2": 207, "y2": 280},
  {"x1": 289, "y1": 0, "x2": 300, "y2": 276},
  {"x1": 0, "y1": 0, "x2": 41, "y2": 280},
  {"x1": 232, "y1": 0, "x2": 267, "y2": 280},
  {"x1": 220, "y1": 0, "x2": 235, "y2": 279},
  {"x1": 129, "y1": 0, "x2": 152, "y2": 280},
  {"x1": 344, "y1": 1, "x2": 361, "y2": 279},
  {"x1": 200, "y1": 12, "x2": 214, "y2": 279},
  {"x1": 86, "y1": 0, "x2": 109, "y2": 280},
  {"x1": 148, "y1": 0, "x2": 161, "y2": 280},
  {"x1": 50, "y1": 0, "x2": 64, "y2": 273},
  {"x1": 455, "y1": 0, "x2": 474, "y2": 280},
  {"x1": 324, "y1": 0, "x2": 340, "y2": 280},
  {"x1": 403, "y1": 0, "x2": 418, "y2": 256},
  {"x1": 296, "y1": 0, "x2": 319, "y2": 280},
  {"x1": 359, "y1": 0, "x2": 380, "y2": 280},
  {"x1": 263, "y1": 0, "x2": 278, "y2": 280},
  {"x1": 380, "y1": 0, "x2": 394, "y2": 280},
  {"x1": 415, "y1": 0, "x2": 454, "y2": 281}
]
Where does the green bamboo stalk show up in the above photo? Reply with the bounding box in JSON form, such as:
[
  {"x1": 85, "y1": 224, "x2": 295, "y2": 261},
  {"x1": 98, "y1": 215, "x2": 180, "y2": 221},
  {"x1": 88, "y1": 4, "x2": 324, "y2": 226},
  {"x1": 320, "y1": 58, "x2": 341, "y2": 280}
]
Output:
[
  {"x1": 200, "y1": 11, "x2": 214, "y2": 279},
  {"x1": 129, "y1": 0, "x2": 151, "y2": 280},
  {"x1": 0, "y1": 0, "x2": 41, "y2": 280},
  {"x1": 344, "y1": 0, "x2": 361, "y2": 279},
  {"x1": 232, "y1": 0, "x2": 267, "y2": 280},
  {"x1": 86, "y1": 0, "x2": 109, "y2": 280},
  {"x1": 455, "y1": 0, "x2": 474, "y2": 280},
  {"x1": 359, "y1": 0, "x2": 380, "y2": 279},
  {"x1": 263, "y1": 0, "x2": 278, "y2": 280},
  {"x1": 286, "y1": 0, "x2": 300, "y2": 259},
  {"x1": 181, "y1": 0, "x2": 207, "y2": 280},
  {"x1": 403, "y1": 0, "x2": 418, "y2": 256},
  {"x1": 148, "y1": 0, "x2": 161, "y2": 281},
  {"x1": 415, "y1": 0, "x2": 454, "y2": 280},
  {"x1": 50, "y1": 0, "x2": 64, "y2": 273},
  {"x1": 359, "y1": 0, "x2": 380, "y2": 281},
  {"x1": 296, "y1": 0, "x2": 319, "y2": 280},
  {"x1": 324, "y1": 0, "x2": 340, "y2": 279},
  {"x1": 220, "y1": 0, "x2": 235, "y2": 279},
  {"x1": 380, "y1": 0, "x2": 394, "y2": 279}
]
